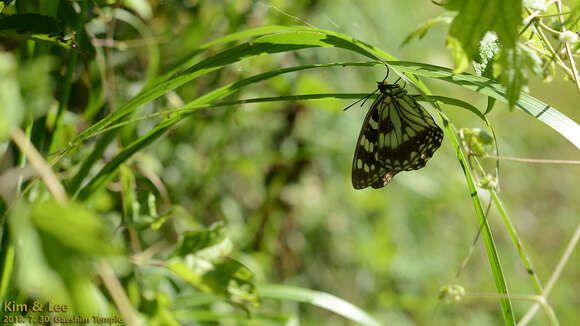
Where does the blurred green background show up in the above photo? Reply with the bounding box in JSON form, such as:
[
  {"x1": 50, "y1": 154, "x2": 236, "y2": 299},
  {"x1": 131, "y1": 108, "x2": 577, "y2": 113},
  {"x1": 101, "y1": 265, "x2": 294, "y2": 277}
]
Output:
[
  {"x1": 3, "y1": 0, "x2": 580, "y2": 325},
  {"x1": 118, "y1": 0, "x2": 580, "y2": 325}
]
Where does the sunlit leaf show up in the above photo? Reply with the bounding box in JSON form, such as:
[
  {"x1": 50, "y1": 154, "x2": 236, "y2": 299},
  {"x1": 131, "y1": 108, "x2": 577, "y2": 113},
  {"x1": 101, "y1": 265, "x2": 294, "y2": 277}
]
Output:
[
  {"x1": 0, "y1": 14, "x2": 75, "y2": 48},
  {"x1": 258, "y1": 284, "x2": 381, "y2": 326},
  {"x1": 445, "y1": 0, "x2": 521, "y2": 67},
  {"x1": 172, "y1": 222, "x2": 232, "y2": 260},
  {"x1": 30, "y1": 200, "x2": 121, "y2": 255},
  {"x1": 473, "y1": 31, "x2": 500, "y2": 77},
  {"x1": 167, "y1": 223, "x2": 258, "y2": 306},
  {"x1": 401, "y1": 13, "x2": 454, "y2": 46},
  {"x1": 0, "y1": 53, "x2": 24, "y2": 140},
  {"x1": 167, "y1": 258, "x2": 258, "y2": 307}
]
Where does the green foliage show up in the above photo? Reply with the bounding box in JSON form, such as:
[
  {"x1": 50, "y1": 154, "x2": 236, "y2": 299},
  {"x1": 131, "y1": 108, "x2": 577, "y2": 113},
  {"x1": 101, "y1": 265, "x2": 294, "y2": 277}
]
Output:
[
  {"x1": 400, "y1": 13, "x2": 454, "y2": 47},
  {"x1": 30, "y1": 200, "x2": 121, "y2": 255},
  {"x1": 0, "y1": 53, "x2": 53, "y2": 140},
  {"x1": 472, "y1": 31, "x2": 500, "y2": 77},
  {"x1": 1, "y1": 1, "x2": 580, "y2": 325},
  {"x1": 8, "y1": 200, "x2": 115, "y2": 316},
  {"x1": 461, "y1": 128, "x2": 494, "y2": 156},
  {"x1": 166, "y1": 223, "x2": 259, "y2": 308},
  {"x1": 445, "y1": 0, "x2": 524, "y2": 106},
  {"x1": 0, "y1": 14, "x2": 76, "y2": 48}
]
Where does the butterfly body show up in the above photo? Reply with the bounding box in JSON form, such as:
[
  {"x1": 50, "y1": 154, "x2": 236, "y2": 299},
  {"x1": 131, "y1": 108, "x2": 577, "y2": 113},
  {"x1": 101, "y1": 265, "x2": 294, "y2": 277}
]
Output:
[{"x1": 351, "y1": 81, "x2": 443, "y2": 189}]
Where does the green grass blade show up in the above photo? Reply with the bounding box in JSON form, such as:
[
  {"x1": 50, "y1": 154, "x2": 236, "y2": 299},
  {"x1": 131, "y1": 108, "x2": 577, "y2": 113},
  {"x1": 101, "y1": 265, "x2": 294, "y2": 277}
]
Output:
[
  {"x1": 76, "y1": 117, "x2": 176, "y2": 200},
  {"x1": 490, "y1": 189, "x2": 543, "y2": 294},
  {"x1": 69, "y1": 28, "x2": 393, "y2": 194},
  {"x1": 386, "y1": 61, "x2": 580, "y2": 150},
  {"x1": 71, "y1": 27, "x2": 422, "y2": 147},
  {"x1": 80, "y1": 93, "x2": 494, "y2": 140},
  {"x1": 72, "y1": 31, "x2": 372, "y2": 145},
  {"x1": 418, "y1": 95, "x2": 487, "y2": 121},
  {"x1": 257, "y1": 284, "x2": 381, "y2": 326},
  {"x1": 67, "y1": 27, "x2": 427, "y2": 195},
  {"x1": 150, "y1": 25, "x2": 323, "y2": 87},
  {"x1": 443, "y1": 120, "x2": 516, "y2": 325}
]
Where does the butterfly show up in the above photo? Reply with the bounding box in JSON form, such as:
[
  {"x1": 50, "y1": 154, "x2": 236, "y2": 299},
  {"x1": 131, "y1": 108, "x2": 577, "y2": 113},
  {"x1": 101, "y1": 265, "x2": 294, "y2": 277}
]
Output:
[{"x1": 347, "y1": 70, "x2": 443, "y2": 189}]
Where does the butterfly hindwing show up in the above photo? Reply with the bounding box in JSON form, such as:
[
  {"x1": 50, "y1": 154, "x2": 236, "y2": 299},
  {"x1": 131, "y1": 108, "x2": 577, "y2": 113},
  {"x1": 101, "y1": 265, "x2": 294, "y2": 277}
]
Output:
[
  {"x1": 351, "y1": 82, "x2": 443, "y2": 189},
  {"x1": 378, "y1": 87, "x2": 443, "y2": 171}
]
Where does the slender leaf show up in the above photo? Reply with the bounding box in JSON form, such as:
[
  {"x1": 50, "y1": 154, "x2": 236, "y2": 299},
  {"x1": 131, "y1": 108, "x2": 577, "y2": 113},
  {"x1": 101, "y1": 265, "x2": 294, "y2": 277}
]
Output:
[
  {"x1": 385, "y1": 61, "x2": 580, "y2": 150},
  {"x1": 258, "y1": 284, "x2": 381, "y2": 326},
  {"x1": 401, "y1": 13, "x2": 454, "y2": 46},
  {"x1": 442, "y1": 121, "x2": 516, "y2": 326}
]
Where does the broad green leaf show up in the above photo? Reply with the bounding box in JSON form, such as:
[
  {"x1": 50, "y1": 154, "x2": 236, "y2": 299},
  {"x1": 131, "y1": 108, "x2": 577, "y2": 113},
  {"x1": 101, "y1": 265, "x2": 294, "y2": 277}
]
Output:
[
  {"x1": 473, "y1": 31, "x2": 500, "y2": 77},
  {"x1": 498, "y1": 47, "x2": 527, "y2": 109},
  {"x1": 172, "y1": 222, "x2": 233, "y2": 260},
  {"x1": 0, "y1": 54, "x2": 54, "y2": 140},
  {"x1": 71, "y1": 26, "x2": 402, "y2": 147},
  {"x1": 0, "y1": 14, "x2": 75, "y2": 49},
  {"x1": 167, "y1": 258, "x2": 258, "y2": 307},
  {"x1": 9, "y1": 202, "x2": 71, "y2": 305},
  {"x1": 446, "y1": 0, "x2": 521, "y2": 67},
  {"x1": 30, "y1": 200, "x2": 120, "y2": 255},
  {"x1": 445, "y1": 0, "x2": 523, "y2": 106},
  {"x1": 9, "y1": 201, "x2": 113, "y2": 317},
  {"x1": 167, "y1": 223, "x2": 257, "y2": 306},
  {"x1": 496, "y1": 45, "x2": 542, "y2": 108},
  {"x1": 0, "y1": 53, "x2": 24, "y2": 140}
]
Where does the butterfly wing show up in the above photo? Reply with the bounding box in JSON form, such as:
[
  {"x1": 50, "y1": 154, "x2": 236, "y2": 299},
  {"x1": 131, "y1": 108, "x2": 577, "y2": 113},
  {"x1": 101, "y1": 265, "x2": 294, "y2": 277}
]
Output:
[
  {"x1": 375, "y1": 90, "x2": 443, "y2": 186},
  {"x1": 351, "y1": 94, "x2": 389, "y2": 189}
]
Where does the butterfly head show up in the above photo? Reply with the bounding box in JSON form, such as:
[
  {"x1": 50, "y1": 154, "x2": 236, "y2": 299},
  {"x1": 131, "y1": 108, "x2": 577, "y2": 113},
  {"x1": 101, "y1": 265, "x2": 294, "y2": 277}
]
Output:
[{"x1": 376, "y1": 81, "x2": 406, "y2": 97}]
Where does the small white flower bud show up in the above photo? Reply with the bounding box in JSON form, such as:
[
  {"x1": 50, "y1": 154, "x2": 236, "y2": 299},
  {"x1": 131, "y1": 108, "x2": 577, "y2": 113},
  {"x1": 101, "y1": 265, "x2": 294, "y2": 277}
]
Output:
[{"x1": 559, "y1": 31, "x2": 578, "y2": 45}]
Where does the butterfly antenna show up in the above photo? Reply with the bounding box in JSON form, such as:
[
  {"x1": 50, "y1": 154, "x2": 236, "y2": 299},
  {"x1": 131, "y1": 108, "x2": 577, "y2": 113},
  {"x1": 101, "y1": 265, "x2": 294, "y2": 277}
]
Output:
[
  {"x1": 360, "y1": 87, "x2": 379, "y2": 107},
  {"x1": 394, "y1": 77, "x2": 401, "y2": 84},
  {"x1": 344, "y1": 87, "x2": 379, "y2": 111},
  {"x1": 403, "y1": 81, "x2": 407, "y2": 88},
  {"x1": 381, "y1": 74, "x2": 388, "y2": 84},
  {"x1": 345, "y1": 62, "x2": 388, "y2": 112}
]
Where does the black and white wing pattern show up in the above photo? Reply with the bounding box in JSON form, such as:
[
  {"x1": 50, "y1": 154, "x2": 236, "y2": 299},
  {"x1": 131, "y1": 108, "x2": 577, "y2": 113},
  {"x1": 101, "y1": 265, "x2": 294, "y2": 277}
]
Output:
[{"x1": 351, "y1": 82, "x2": 443, "y2": 189}]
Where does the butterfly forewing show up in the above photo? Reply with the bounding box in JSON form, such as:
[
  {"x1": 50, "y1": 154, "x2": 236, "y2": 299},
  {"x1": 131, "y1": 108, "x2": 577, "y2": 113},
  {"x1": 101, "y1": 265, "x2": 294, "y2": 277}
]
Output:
[
  {"x1": 351, "y1": 82, "x2": 443, "y2": 189},
  {"x1": 351, "y1": 95, "x2": 388, "y2": 189}
]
